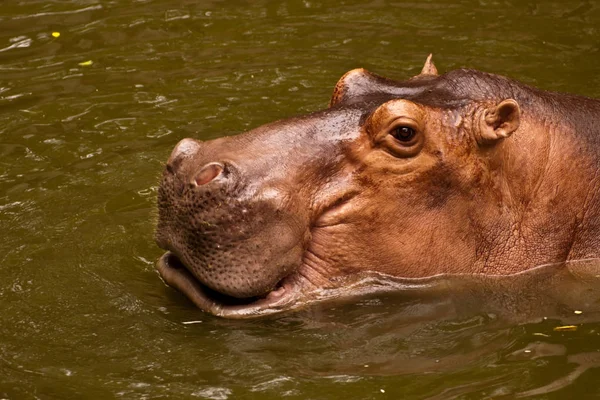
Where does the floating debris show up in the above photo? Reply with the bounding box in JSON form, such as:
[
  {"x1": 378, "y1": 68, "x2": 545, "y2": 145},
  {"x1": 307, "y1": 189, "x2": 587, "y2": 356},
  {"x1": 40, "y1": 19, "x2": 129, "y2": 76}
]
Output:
[
  {"x1": 553, "y1": 325, "x2": 578, "y2": 332},
  {"x1": 52, "y1": 32, "x2": 60, "y2": 38},
  {"x1": 574, "y1": 310, "x2": 583, "y2": 315},
  {"x1": 78, "y1": 60, "x2": 93, "y2": 66},
  {"x1": 533, "y1": 332, "x2": 551, "y2": 337},
  {"x1": 182, "y1": 320, "x2": 203, "y2": 325}
]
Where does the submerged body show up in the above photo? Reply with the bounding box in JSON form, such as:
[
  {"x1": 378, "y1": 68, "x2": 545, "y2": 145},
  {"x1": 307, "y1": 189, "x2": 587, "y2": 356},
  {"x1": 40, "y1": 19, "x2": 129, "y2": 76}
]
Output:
[{"x1": 155, "y1": 56, "x2": 600, "y2": 318}]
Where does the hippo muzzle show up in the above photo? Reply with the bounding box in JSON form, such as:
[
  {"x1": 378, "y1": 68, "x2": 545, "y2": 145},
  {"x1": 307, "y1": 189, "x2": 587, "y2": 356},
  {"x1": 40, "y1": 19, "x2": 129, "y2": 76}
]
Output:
[{"x1": 155, "y1": 136, "x2": 317, "y2": 316}]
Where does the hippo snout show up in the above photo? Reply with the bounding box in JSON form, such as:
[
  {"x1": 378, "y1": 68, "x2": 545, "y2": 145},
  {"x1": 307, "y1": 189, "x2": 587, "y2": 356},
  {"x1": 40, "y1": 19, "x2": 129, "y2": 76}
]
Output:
[{"x1": 155, "y1": 134, "x2": 309, "y2": 301}]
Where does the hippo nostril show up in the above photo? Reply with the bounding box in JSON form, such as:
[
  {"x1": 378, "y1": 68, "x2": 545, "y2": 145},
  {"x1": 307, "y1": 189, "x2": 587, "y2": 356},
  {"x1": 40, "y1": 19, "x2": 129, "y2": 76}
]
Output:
[{"x1": 194, "y1": 162, "x2": 224, "y2": 186}]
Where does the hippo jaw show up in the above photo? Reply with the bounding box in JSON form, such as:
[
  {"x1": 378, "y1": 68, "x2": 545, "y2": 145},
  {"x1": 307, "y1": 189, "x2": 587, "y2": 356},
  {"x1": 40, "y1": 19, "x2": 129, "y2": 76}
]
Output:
[
  {"x1": 154, "y1": 194, "x2": 314, "y2": 318},
  {"x1": 154, "y1": 194, "x2": 358, "y2": 318}
]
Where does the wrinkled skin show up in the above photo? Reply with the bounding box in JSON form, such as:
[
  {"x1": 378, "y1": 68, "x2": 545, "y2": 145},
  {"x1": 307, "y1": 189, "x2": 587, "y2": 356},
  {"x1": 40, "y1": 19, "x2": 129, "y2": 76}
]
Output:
[{"x1": 155, "y1": 56, "x2": 600, "y2": 318}]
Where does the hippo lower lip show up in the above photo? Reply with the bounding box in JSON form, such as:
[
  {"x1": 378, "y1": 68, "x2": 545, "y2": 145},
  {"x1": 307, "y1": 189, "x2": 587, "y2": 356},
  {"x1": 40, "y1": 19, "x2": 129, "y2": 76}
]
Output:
[{"x1": 156, "y1": 252, "x2": 301, "y2": 318}]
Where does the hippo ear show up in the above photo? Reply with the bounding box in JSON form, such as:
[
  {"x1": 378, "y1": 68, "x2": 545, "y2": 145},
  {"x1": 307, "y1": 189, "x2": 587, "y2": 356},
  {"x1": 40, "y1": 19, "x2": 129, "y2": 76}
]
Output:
[
  {"x1": 330, "y1": 68, "x2": 386, "y2": 107},
  {"x1": 419, "y1": 54, "x2": 438, "y2": 76},
  {"x1": 478, "y1": 99, "x2": 521, "y2": 145}
]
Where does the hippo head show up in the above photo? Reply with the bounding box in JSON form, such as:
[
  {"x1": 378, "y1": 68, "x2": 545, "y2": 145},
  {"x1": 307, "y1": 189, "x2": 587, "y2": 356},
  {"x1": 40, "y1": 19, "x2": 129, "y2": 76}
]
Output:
[{"x1": 156, "y1": 56, "x2": 580, "y2": 318}]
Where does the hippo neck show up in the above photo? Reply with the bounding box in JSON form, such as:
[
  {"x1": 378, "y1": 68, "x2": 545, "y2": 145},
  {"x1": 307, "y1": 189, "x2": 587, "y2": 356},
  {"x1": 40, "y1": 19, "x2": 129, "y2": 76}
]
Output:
[
  {"x1": 537, "y1": 92, "x2": 600, "y2": 261},
  {"x1": 476, "y1": 96, "x2": 600, "y2": 271}
]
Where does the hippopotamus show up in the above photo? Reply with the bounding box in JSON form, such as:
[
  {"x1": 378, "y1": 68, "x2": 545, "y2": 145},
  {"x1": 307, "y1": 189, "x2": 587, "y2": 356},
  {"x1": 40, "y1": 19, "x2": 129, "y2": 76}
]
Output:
[{"x1": 155, "y1": 55, "x2": 600, "y2": 318}]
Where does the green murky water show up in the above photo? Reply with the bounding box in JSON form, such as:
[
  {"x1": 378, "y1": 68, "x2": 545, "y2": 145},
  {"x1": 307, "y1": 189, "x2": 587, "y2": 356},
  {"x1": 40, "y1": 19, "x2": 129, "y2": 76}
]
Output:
[{"x1": 2, "y1": 1, "x2": 600, "y2": 398}]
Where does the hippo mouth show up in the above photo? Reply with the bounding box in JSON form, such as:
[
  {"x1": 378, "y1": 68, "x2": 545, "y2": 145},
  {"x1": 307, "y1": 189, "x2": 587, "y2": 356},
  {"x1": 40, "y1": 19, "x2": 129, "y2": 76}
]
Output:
[{"x1": 156, "y1": 252, "x2": 304, "y2": 318}]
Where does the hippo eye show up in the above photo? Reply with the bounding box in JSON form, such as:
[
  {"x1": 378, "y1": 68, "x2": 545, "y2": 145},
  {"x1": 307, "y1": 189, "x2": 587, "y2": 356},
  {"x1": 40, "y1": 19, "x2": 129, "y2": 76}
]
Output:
[{"x1": 391, "y1": 126, "x2": 416, "y2": 142}]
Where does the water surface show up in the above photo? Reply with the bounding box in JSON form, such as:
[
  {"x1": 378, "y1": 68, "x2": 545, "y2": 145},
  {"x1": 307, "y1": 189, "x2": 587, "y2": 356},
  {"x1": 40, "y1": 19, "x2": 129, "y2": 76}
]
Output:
[{"x1": 2, "y1": 0, "x2": 600, "y2": 398}]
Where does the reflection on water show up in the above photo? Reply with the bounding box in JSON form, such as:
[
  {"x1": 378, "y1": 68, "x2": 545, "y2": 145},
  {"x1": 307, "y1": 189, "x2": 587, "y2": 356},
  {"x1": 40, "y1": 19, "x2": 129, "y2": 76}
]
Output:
[
  {"x1": 309, "y1": 258, "x2": 600, "y2": 326},
  {"x1": 207, "y1": 259, "x2": 600, "y2": 398},
  {"x1": 1, "y1": 0, "x2": 600, "y2": 399}
]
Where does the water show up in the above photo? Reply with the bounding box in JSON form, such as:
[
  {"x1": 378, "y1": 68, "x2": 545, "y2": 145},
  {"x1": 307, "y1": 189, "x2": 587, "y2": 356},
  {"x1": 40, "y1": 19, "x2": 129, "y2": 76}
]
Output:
[{"x1": 1, "y1": 0, "x2": 600, "y2": 398}]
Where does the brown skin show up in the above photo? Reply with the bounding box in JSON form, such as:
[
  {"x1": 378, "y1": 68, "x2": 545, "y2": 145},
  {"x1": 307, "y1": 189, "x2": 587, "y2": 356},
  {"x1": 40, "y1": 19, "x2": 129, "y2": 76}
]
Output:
[{"x1": 155, "y1": 56, "x2": 600, "y2": 318}]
